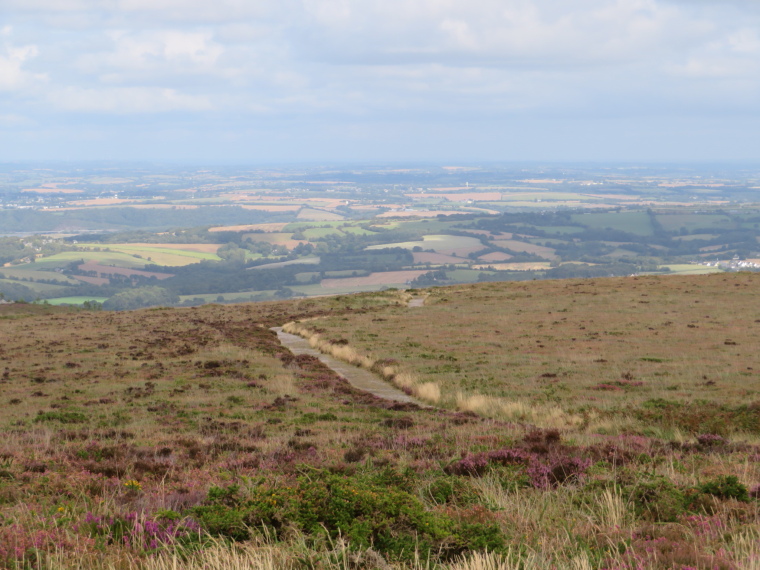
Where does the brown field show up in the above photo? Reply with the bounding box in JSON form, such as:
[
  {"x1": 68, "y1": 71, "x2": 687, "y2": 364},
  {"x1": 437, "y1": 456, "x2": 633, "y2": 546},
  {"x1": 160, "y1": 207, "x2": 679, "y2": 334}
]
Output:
[
  {"x1": 78, "y1": 261, "x2": 174, "y2": 280},
  {"x1": 412, "y1": 252, "x2": 464, "y2": 264},
  {"x1": 490, "y1": 239, "x2": 558, "y2": 260},
  {"x1": 478, "y1": 251, "x2": 514, "y2": 262},
  {"x1": 321, "y1": 270, "x2": 429, "y2": 288},
  {"x1": 375, "y1": 210, "x2": 475, "y2": 218},
  {"x1": 122, "y1": 243, "x2": 222, "y2": 253},
  {"x1": 243, "y1": 232, "x2": 306, "y2": 250}
]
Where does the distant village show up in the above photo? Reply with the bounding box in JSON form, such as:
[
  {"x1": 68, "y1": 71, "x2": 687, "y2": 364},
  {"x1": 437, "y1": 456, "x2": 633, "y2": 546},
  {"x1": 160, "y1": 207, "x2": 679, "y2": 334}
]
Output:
[{"x1": 698, "y1": 256, "x2": 760, "y2": 270}]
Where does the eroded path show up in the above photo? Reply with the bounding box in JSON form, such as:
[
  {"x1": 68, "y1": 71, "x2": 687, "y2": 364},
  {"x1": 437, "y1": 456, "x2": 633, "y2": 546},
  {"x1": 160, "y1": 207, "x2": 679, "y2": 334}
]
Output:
[{"x1": 272, "y1": 327, "x2": 421, "y2": 405}]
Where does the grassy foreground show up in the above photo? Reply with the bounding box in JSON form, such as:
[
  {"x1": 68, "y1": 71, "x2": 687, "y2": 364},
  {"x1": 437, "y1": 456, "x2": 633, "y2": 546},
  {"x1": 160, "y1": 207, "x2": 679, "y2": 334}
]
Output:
[{"x1": 1, "y1": 280, "x2": 760, "y2": 569}]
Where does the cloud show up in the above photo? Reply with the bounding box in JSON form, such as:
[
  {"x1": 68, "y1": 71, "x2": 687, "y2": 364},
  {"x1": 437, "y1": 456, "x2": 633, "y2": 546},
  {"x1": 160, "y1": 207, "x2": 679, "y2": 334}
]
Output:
[
  {"x1": 49, "y1": 85, "x2": 213, "y2": 113},
  {"x1": 3, "y1": 0, "x2": 760, "y2": 160},
  {"x1": 0, "y1": 36, "x2": 46, "y2": 91},
  {"x1": 75, "y1": 29, "x2": 227, "y2": 82}
]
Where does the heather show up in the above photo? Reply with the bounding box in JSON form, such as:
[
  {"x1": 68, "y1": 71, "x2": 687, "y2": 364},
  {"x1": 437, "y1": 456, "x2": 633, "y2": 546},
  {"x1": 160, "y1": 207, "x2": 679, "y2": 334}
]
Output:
[{"x1": 1, "y1": 281, "x2": 760, "y2": 568}]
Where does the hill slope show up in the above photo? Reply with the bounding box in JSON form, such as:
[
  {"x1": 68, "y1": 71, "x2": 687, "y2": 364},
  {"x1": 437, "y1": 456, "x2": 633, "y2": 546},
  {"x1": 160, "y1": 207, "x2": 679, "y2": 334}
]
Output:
[{"x1": 1, "y1": 278, "x2": 760, "y2": 569}]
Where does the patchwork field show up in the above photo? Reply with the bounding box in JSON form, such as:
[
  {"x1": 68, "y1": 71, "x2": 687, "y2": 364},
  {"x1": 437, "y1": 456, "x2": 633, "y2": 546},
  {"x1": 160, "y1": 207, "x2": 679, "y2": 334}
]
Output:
[
  {"x1": 366, "y1": 235, "x2": 485, "y2": 257},
  {"x1": 27, "y1": 251, "x2": 150, "y2": 270},
  {"x1": 412, "y1": 252, "x2": 466, "y2": 264},
  {"x1": 320, "y1": 270, "x2": 429, "y2": 289},
  {"x1": 489, "y1": 240, "x2": 558, "y2": 260},
  {"x1": 77, "y1": 244, "x2": 222, "y2": 265},
  {"x1": 78, "y1": 261, "x2": 173, "y2": 280}
]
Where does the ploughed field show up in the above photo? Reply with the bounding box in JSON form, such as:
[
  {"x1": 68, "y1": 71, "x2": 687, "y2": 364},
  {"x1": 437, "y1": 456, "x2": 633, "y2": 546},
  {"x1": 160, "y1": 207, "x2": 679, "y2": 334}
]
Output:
[{"x1": 2, "y1": 278, "x2": 760, "y2": 569}]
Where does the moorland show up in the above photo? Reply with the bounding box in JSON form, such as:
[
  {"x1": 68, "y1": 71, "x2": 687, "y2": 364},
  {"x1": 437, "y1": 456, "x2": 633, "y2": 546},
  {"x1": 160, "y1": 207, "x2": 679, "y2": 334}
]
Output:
[{"x1": 2, "y1": 274, "x2": 760, "y2": 569}]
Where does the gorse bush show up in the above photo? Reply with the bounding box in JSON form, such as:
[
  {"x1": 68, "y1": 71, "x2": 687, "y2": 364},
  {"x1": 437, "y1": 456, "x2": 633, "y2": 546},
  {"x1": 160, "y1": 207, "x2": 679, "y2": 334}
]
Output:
[
  {"x1": 193, "y1": 467, "x2": 505, "y2": 561},
  {"x1": 698, "y1": 475, "x2": 749, "y2": 503}
]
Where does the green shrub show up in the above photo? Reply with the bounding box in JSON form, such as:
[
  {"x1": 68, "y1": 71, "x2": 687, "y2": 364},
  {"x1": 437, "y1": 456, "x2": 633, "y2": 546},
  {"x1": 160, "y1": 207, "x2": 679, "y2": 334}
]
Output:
[
  {"x1": 192, "y1": 469, "x2": 506, "y2": 562},
  {"x1": 427, "y1": 476, "x2": 478, "y2": 506},
  {"x1": 629, "y1": 476, "x2": 685, "y2": 522},
  {"x1": 698, "y1": 475, "x2": 749, "y2": 502}
]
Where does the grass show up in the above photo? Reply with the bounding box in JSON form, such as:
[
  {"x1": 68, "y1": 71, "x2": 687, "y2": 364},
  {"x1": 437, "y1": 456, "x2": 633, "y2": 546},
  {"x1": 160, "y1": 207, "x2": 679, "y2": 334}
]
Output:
[
  {"x1": 45, "y1": 296, "x2": 110, "y2": 305},
  {"x1": 366, "y1": 235, "x2": 484, "y2": 256},
  {"x1": 655, "y1": 214, "x2": 734, "y2": 233},
  {"x1": 0, "y1": 278, "x2": 69, "y2": 295},
  {"x1": 0, "y1": 267, "x2": 79, "y2": 284},
  {"x1": 662, "y1": 264, "x2": 724, "y2": 275},
  {"x1": 291, "y1": 273, "x2": 760, "y2": 423},
  {"x1": 572, "y1": 211, "x2": 655, "y2": 236},
  {"x1": 76, "y1": 244, "x2": 222, "y2": 265},
  {"x1": 30, "y1": 251, "x2": 149, "y2": 270},
  {"x1": 2, "y1": 279, "x2": 760, "y2": 568}
]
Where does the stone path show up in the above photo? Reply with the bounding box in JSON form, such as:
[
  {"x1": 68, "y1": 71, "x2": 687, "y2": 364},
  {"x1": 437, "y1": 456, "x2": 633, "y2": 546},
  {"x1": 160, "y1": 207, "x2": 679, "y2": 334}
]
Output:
[{"x1": 272, "y1": 327, "x2": 421, "y2": 405}]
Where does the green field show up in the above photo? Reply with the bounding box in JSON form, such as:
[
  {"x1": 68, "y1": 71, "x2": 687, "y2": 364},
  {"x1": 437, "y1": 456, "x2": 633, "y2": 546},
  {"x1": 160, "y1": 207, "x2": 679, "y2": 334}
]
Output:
[
  {"x1": 655, "y1": 214, "x2": 734, "y2": 233},
  {"x1": 572, "y1": 211, "x2": 655, "y2": 235},
  {"x1": 445, "y1": 268, "x2": 494, "y2": 282},
  {"x1": 662, "y1": 264, "x2": 724, "y2": 275},
  {"x1": 0, "y1": 278, "x2": 69, "y2": 295},
  {"x1": 46, "y1": 296, "x2": 109, "y2": 305},
  {"x1": 366, "y1": 234, "x2": 483, "y2": 255},
  {"x1": 30, "y1": 251, "x2": 149, "y2": 270},
  {"x1": 77, "y1": 243, "x2": 221, "y2": 265},
  {"x1": 302, "y1": 227, "x2": 343, "y2": 239},
  {"x1": 0, "y1": 267, "x2": 79, "y2": 284},
  {"x1": 531, "y1": 226, "x2": 585, "y2": 235}
]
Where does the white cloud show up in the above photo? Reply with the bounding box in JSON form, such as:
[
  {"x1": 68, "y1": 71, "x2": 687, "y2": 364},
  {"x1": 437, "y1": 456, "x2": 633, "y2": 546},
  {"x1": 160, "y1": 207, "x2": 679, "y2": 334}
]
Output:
[
  {"x1": 49, "y1": 85, "x2": 213, "y2": 112},
  {"x1": 3, "y1": 0, "x2": 760, "y2": 159},
  {"x1": 0, "y1": 113, "x2": 32, "y2": 126},
  {"x1": 0, "y1": 38, "x2": 46, "y2": 91},
  {"x1": 75, "y1": 30, "x2": 225, "y2": 79}
]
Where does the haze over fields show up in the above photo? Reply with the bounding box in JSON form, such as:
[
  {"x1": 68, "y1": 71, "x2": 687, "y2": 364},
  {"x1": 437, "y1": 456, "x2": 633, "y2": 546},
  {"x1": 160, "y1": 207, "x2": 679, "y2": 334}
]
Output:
[{"x1": 3, "y1": 0, "x2": 760, "y2": 162}]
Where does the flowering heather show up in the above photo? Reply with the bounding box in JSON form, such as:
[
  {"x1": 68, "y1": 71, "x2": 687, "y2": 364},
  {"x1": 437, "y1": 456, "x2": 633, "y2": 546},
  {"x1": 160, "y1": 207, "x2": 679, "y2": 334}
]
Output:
[
  {"x1": 0, "y1": 524, "x2": 94, "y2": 566},
  {"x1": 78, "y1": 511, "x2": 201, "y2": 553},
  {"x1": 696, "y1": 433, "x2": 728, "y2": 447}
]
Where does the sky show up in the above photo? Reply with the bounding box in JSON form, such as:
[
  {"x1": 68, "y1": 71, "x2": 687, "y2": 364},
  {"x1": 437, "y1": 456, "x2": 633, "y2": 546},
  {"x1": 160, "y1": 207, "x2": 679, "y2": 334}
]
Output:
[{"x1": 2, "y1": 0, "x2": 760, "y2": 163}]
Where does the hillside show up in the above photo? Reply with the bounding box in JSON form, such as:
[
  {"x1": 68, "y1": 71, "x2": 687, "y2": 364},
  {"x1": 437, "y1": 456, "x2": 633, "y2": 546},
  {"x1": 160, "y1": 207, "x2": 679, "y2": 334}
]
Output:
[{"x1": 1, "y1": 276, "x2": 760, "y2": 568}]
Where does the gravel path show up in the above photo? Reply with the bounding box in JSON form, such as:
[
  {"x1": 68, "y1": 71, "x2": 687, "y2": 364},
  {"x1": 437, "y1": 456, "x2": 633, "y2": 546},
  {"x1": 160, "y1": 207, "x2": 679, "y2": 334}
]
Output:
[{"x1": 272, "y1": 327, "x2": 421, "y2": 405}]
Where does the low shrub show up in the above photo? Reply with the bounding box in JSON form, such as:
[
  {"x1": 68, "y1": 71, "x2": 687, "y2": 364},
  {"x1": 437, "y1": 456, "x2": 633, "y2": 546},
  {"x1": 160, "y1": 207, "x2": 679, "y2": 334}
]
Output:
[
  {"x1": 629, "y1": 476, "x2": 686, "y2": 522},
  {"x1": 192, "y1": 468, "x2": 505, "y2": 562},
  {"x1": 697, "y1": 475, "x2": 749, "y2": 503}
]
